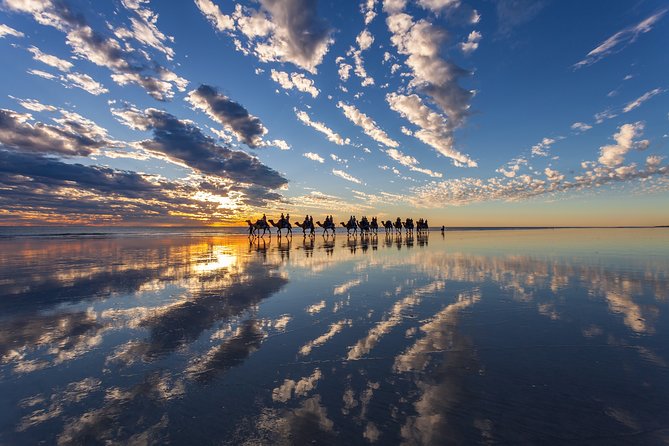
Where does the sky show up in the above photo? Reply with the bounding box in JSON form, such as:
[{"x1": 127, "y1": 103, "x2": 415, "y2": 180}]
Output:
[{"x1": 0, "y1": 0, "x2": 667, "y2": 227}]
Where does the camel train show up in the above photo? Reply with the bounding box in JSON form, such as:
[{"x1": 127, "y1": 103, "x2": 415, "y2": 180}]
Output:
[{"x1": 246, "y1": 214, "x2": 429, "y2": 237}]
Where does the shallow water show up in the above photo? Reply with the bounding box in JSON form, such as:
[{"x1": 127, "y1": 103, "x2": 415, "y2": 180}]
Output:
[{"x1": 1, "y1": 229, "x2": 668, "y2": 445}]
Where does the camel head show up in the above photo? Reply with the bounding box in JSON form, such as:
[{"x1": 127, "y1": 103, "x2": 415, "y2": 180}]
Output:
[{"x1": 268, "y1": 219, "x2": 278, "y2": 227}]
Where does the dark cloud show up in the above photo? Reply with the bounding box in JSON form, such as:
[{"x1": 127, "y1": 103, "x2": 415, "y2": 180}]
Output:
[
  {"x1": 0, "y1": 109, "x2": 110, "y2": 156},
  {"x1": 0, "y1": 150, "x2": 280, "y2": 224},
  {"x1": 187, "y1": 85, "x2": 267, "y2": 148},
  {"x1": 120, "y1": 107, "x2": 287, "y2": 188},
  {"x1": 260, "y1": 0, "x2": 333, "y2": 72}
]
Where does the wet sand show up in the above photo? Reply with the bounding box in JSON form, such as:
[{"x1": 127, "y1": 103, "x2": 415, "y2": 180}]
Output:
[{"x1": 1, "y1": 229, "x2": 668, "y2": 445}]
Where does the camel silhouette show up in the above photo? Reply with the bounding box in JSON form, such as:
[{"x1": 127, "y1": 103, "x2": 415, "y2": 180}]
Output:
[
  {"x1": 268, "y1": 219, "x2": 292, "y2": 236},
  {"x1": 316, "y1": 220, "x2": 336, "y2": 235},
  {"x1": 246, "y1": 219, "x2": 270, "y2": 236},
  {"x1": 403, "y1": 218, "x2": 414, "y2": 234},
  {"x1": 340, "y1": 220, "x2": 358, "y2": 235},
  {"x1": 295, "y1": 220, "x2": 315, "y2": 236},
  {"x1": 382, "y1": 220, "x2": 394, "y2": 234}
]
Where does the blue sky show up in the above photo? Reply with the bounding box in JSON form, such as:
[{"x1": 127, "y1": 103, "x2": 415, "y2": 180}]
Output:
[{"x1": 0, "y1": 0, "x2": 667, "y2": 226}]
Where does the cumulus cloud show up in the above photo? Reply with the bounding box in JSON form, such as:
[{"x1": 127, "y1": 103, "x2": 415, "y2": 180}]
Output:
[
  {"x1": 531, "y1": 137, "x2": 557, "y2": 157},
  {"x1": 62, "y1": 72, "x2": 108, "y2": 95},
  {"x1": 0, "y1": 23, "x2": 24, "y2": 38},
  {"x1": 332, "y1": 168, "x2": 362, "y2": 184},
  {"x1": 623, "y1": 88, "x2": 664, "y2": 113},
  {"x1": 412, "y1": 124, "x2": 667, "y2": 206},
  {"x1": 213, "y1": 0, "x2": 333, "y2": 73},
  {"x1": 186, "y1": 84, "x2": 267, "y2": 148},
  {"x1": 5, "y1": 0, "x2": 187, "y2": 100},
  {"x1": 295, "y1": 109, "x2": 349, "y2": 145},
  {"x1": 24, "y1": 46, "x2": 108, "y2": 95},
  {"x1": 362, "y1": 0, "x2": 377, "y2": 24},
  {"x1": 386, "y1": 93, "x2": 476, "y2": 166},
  {"x1": 13, "y1": 98, "x2": 57, "y2": 112},
  {"x1": 571, "y1": 122, "x2": 592, "y2": 132},
  {"x1": 385, "y1": 11, "x2": 473, "y2": 127},
  {"x1": 117, "y1": 0, "x2": 175, "y2": 60},
  {"x1": 0, "y1": 108, "x2": 112, "y2": 157},
  {"x1": 270, "y1": 69, "x2": 319, "y2": 97},
  {"x1": 416, "y1": 0, "x2": 460, "y2": 13},
  {"x1": 0, "y1": 150, "x2": 280, "y2": 224},
  {"x1": 598, "y1": 122, "x2": 648, "y2": 167},
  {"x1": 112, "y1": 106, "x2": 286, "y2": 189},
  {"x1": 258, "y1": 0, "x2": 333, "y2": 72},
  {"x1": 574, "y1": 9, "x2": 668, "y2": 69},
  {"x1": 345, "y1": 29, "x2": 375, "y2": 86},
  {"x1": 386, "y1": 148, "x2": 442, "y2": 178},
  {"x1": 194, "y1": 0, "x2": 234, "y2": 31},
  {"x1": 27, "y1": 46, "x2": 73, "y2": 71},
  {"x1": 303, "y1": 152, "x2": 324, "y2": 163},
  {"x1": 337, "y1": 101, "x2": 399, "y2": 148},
  {"x1": 460, "y1": 30, "x2": 481, "y2": 54}
]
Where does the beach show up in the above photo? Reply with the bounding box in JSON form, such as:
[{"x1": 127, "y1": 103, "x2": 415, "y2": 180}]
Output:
[{"x1": 1, "y1": 228, "x2": 668, "y2": 444}]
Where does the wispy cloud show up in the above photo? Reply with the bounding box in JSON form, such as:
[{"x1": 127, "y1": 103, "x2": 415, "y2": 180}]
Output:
[
  {"x1": 623, "y1": 88, "x2": 665, "y2": 113},
  {"x1": 574, "y1": 9, "x2": 668, "y2": 69},
  {"x1": 294, "y1": 109, "x2": 349, "y2": 145},
  {"x1": 337, "y1": 101, "x2": 399, "y2": 148},
  {"x1": 332, "y1": 169, "x2": 362, "y2": 184}
]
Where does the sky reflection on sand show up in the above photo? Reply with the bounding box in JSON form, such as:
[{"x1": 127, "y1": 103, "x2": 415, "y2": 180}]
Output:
[{"x1": 1, "y1": 229, "x2": 668, "y2": 445}]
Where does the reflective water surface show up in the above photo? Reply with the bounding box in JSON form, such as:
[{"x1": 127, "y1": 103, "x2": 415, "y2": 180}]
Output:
[{"x1": 1, "y1": 229, "x2": 668, "y2": 445}]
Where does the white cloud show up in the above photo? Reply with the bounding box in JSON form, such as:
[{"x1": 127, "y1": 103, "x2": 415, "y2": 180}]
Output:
[
  {"x1": 332, "y1": 168, "x2": 362, "y2": 184},
  {"x1": 571, "y1": 122, "x2": 592, "y2": 132},
  {"x1": 386, "y1": 93, "x2": 476, "y2": 166},
  {"x1": 0, "y1": 23, "x2": 24, "y2": 38},
  {"x1": 27, "y1": 46, "x2": 73, "y2": 72},
  {"x1": 194, "y1": 0, "x2": 234, "y2": 31},
  {"x1": 229, "y1": 0, "x2": 334, "y2": 73},
  {"x1": 574, "y1": 9, "x2": 668, "y2": 69},
  {"x1": 303, "y1": 152, "x2": 324, "y2": 163},
  {"x1": 270, "y1": 69, "x2": 319, "y2": 97},
  {"x1": 460, "y1": 30, "x2": 482, "y2": 54},
  {"x1": 416, "y1": 0, "x2": 460, "y2": 13},
  {"x1": 337, "y1": 62, "x2": 352, "y2": 81},
  {"x1": 413, "y1": 124, "x2": 667, "y2": 207},
  {"x1": 337, "y1": 101, "x2": 399, "y2": 148},
  {"x1": 386, "y1": 11, "x2": 472, "y2": 126},
  {"x1": 386, "y1": 148, "x2": 442, "y2": 177},
  {"x1": 361, "y1": 0, "x2": 377, "y2": 25},
  {"x1": 28, "y1": 69, "x2": 57, "y2": 80},
  {"x1": 63, "y1": 72, "x2": 109, "y2": 95},
  {"x1": 13, "y1": 98, "x2": 57, "y2": 112},
  {"x1": 531, "y1": 137, "x2": 557, "y2": 157},
  {"x1": 295, "y1": 109, "x2": 349, "y2": 145},
  {"x1": 598, "y1": 122, "x2": 648, "y2": 167},
  {"x1": 119, "y1": 0, "x2": 175, "y2": 60},
  {"x1": 623, "y1": 88, "x2": 664, "y2": 113}
]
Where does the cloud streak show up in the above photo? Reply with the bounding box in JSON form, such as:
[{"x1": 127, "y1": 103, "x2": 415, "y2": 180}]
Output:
[{"x1": 574, "y1": 9, "x2": 668, "y2": 69}]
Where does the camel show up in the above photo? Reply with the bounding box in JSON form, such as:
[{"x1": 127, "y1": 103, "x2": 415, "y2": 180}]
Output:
[
  {"x1": 382, "y1": 220, "x2": 394, "y2": 234},
  {"x1": 403, "y1": 218, "x2": 414, "y2": 234},
  {"x1": 246, "y1": 219, "x2": 270, "y2": 236},
  {"x1": 268, "y1": 219, "x2": 292, "y2": 236},
  {"x1": 316, "y1": 220, "x2": 336, "y2": 235},
  {"x1": 295, "y1": 220, "x2": 315, "y2": 236},
  {"x1": 416, "y1": 219, "x2": 429, "y2": 233},
  {"x1": 370, "y1": 217, "x2": 379, "y2": 235},
  {"x1": 358, "y1": 216, "x2": 370, "y2": 234},
  {"x1": 340, "y1": 218, "x2": 358, "y2": 235},
  {"x1": 393, "y1": 218, "x2": 403, "y2": 234}
]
